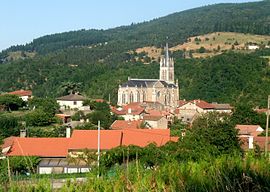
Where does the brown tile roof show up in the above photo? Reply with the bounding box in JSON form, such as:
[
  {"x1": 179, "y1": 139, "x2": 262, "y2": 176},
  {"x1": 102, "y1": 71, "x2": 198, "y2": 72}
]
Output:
[
  {"x1": 8, "y1": 90, "x2": 32, "y2": 96},
  {"x1": 111, "y1": 120, "x2": 142, "y2": 130},
  {"x1": 236, "y1": 124, "x2": 264, "y2": 137},
  {"x1": 57, "y1": 94, "x2": 85, "y2": 101},
  {"x1": 212, "y1": 103, "x2": 233, "y2": 110}
]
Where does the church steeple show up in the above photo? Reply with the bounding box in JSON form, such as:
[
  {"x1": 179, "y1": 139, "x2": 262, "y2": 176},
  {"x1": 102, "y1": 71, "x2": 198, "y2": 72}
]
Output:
[{"x1": 159, "y1": 42, "x2": 175, "y2": 84}]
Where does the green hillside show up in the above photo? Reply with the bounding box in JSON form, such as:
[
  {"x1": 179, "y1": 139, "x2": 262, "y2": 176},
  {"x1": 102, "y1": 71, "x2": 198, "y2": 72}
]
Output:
[{"x1": 1, "y1": 1, "x2": 270, "y2": 107}]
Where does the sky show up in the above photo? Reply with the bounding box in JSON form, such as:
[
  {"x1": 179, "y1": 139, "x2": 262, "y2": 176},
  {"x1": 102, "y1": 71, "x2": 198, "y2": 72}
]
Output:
[{"x1": 0, "y1": 0, "x2": 261, "y2": 51}]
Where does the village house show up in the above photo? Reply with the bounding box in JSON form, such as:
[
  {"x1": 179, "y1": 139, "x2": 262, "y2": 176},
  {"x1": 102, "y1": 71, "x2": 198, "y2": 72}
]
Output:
[
  {"x1": 111, "y1": 102, "x2": 146, "y2": 121},
  {"x1": 2, "y1": 129, "x2": 178, "y2": 174},
  {"x1": 143, "y1": 115, "x2": 168, "y2": 129},
  {"x1": 7, "y1": 89, "x2": 33, "y2": 102},
  {"x1": 236, "y1": 124, "x2": 265, "y2": 151},
  {"x1": 176, "y1": 99, "x2": 233, "y2": 124},
  {"x1": 57, "y1": 93, "x2": 86, "y2": 110}
]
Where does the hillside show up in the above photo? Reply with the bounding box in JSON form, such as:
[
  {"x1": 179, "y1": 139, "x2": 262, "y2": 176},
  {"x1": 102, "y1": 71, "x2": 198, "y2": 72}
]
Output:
[
  {"x1": 136, "y1": 32, "x2": 270, "y2": 60},
  {"x1": 1, "y1": 1, "x2": 270, "y2": 107}
]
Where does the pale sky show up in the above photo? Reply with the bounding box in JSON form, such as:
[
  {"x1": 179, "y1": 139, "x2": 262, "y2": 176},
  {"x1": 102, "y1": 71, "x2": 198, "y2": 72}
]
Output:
[{"x1": 0, "y1": 0, "x2": 261, "y2": 51}]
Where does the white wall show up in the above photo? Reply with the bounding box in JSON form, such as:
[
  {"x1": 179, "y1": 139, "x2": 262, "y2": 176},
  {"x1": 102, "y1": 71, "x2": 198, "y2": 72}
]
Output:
[
  {"x1": 39, "y1": 167, "x2": 52, "y2": 174},
  {"x1": 57, "y1": 100, "x2": 83, "y2": 109}
]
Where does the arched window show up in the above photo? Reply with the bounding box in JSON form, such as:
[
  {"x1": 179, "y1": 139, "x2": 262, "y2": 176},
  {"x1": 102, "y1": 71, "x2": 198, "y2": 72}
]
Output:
[
  {"x1": 122, "y1": 93, "x2": 126, "y2": 104},
  {"x1": 130, "y1": 92, "x2": 134, "y2": 103},
  {"x1": 137, "y1": 91, "x2": 140, "y2": 102},
  {"x1": 162, "y1": 70, "x2": 166, "y2": 80},
  {"x1": 168, "y1": 93, "x2": 171, "y2": 105},
  {"x1": 143, "y1": 91, "x2": 146, "y2": 101}
]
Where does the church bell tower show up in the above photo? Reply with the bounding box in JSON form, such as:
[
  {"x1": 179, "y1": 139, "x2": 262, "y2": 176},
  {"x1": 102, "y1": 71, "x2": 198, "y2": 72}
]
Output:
[{"x1": 159, "y1": 43, "x2": 174, "y2": 84}]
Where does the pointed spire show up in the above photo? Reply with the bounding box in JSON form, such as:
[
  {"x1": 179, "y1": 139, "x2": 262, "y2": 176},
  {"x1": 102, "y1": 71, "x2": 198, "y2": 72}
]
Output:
[{"x1": 165, "y1": 41, "x2": 169, "y2": 67}]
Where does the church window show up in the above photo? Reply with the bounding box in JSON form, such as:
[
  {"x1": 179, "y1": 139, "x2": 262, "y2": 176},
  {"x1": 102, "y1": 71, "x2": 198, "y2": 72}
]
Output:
[
  {"x1": 143, "y1": 91, "x2": 146, "y2": 101},
  {"x1": 122, "y1": 93, "x2": 126, "y2": 104},
  {"x1": 168, "y1": 93, "x2": 171, "y2": 105},
  {"x1": 137, "y1": 92, "x2": 140, "y2": 102},
  {"x1": 130, "y1": 92, "x2": 134, "y2": 103}
]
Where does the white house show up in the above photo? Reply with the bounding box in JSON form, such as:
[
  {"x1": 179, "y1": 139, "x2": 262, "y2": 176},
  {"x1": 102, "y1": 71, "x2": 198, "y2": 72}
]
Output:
[{"x1": 57, "y1": 93, "x2": 86, "y2": 110}]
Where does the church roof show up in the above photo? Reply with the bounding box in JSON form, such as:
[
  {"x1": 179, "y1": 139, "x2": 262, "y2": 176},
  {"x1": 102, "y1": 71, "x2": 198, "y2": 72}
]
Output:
[{"x1": 121, "y1": 79, "x2": 177, "y2": 88}]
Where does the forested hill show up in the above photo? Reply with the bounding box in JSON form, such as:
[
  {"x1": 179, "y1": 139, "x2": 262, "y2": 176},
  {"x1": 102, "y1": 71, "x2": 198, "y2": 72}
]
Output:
[
  {"x1": 1, "y1": 0, "x2": 270, "y2": 58},
  {"x1": 1, "y1": 1, "x2": 270, "y2": 107}
]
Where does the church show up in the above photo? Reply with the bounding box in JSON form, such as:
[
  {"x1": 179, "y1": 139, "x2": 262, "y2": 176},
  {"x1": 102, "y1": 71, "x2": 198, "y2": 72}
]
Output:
[{"x1": 117, "y1": 43, "x2": 179, "y2": 109}]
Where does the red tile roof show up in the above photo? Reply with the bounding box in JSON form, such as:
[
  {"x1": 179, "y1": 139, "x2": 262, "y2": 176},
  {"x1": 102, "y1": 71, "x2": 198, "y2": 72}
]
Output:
[
  {"x1": 8, "y1": 90, "x2": 32, "y2": 96},
  {"x1": 3, "y1": 137, "x2": 69, "y2": 157},
  {"x1": 95, "y1": 99, "x2": 105, "y2": 103},
  {"x1": 2, "y1": 130, "x2": 178, "y2": 157},
  {"x1": 111, "y1": 120, "x2": 142, "y2": 130},
  {"x1": 178, "y1": 100, "x2": 188, "y2": 107},
  {"x1": 111, "y1": 102, "x2": 145, "y2": 116},
  {"x1": 253, "y1": 136, "x2": 270, "y2": 150},
  {"x1": 69, "y1": 129, "x2": 177, "y2": 150},
  {"x1": 191, "y1": 100, "x2": 214, "y2": 109},
  {"x1": 236, "y1": 124, "x2": 264, "y2": 137}
]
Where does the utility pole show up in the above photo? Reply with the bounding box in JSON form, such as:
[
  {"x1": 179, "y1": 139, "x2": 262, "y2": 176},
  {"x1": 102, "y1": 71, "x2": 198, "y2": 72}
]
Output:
[
  {"x1": 265, "y1": 95, "x2": 270, "y2": 156},
  {"x1": 97, "y1": 120, "x2": 100, "y2": 177},
  {"x1": 7, "y1": 157, "x2": 11, "y2": 185}
]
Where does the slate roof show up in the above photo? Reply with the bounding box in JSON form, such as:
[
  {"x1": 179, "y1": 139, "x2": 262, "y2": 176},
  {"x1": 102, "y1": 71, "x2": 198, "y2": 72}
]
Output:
[{"x1": 121, "y1": 79, "x2": 177, "y2": 88}]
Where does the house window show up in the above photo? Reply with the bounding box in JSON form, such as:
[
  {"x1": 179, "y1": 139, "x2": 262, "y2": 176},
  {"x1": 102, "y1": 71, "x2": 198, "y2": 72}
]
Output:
[{"x1": 73, "y1": 101, "x2": 77, "y2": 105}]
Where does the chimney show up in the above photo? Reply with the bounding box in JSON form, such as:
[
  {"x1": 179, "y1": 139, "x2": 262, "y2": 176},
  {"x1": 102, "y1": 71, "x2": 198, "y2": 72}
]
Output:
[
  {"x1": 128, "y1": 108, "x2": 132, "y2": 114},
  {"x1": 66, "y1": 125, "x2": 71, "y2": 138},
  {"x1": 20, "y1": 129, "x2": 27, "y2": 138},
  {"x1": 248, "y1": 136, "x2": 254, "y2": 149}
]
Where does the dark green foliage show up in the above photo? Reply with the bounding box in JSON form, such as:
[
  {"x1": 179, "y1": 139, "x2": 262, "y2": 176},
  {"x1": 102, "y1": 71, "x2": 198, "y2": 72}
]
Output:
[
  {"x1": 25, "y1": 109, "x2": 57, "y2": 126},
  {"x1": 28, "y1": 97, "x2": 59, "y2": 116},
  {"x1": 71, "y1": 110, "x2": 85, "y2": 121},
  {"x1": 0, "y1": 95, "x2": 25, "y2": 111},
  {"x1": 9, "y1": 156, "x2": 40, "y2": 175},
  {"x1": 86, "y1": 101, "x2": 115, "y2": 129},
  {"x1": 231, "y1": 102, "x2": 266, "y2": 128},
  {"x1": 0, "y1": 115, "x2": 19, "y2": 138}
]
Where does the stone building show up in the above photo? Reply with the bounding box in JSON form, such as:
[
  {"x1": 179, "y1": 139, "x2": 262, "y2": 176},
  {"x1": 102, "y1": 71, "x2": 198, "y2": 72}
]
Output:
[{"x1": 117, "y1": 43, "x2": 179, "y2": 109}]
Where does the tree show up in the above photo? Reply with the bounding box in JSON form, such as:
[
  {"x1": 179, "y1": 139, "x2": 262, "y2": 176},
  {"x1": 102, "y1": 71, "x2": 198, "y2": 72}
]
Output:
[
  {"x1": 25, "y1": 109, "x2": 56, "y2": 126},
  {"x1": 28, "y1": 97, "x2": 59, "y2": 116},
  {"x1": 0, "y1": 95, "x2": 25, "y2": 111},
  {"x1": 231, "y1": 103, "x2": 266, "y2": 127},
  {"x1": 0, "y1": 115, "x2": 19, "y2": 138},
  {"x1": 177, "y1": 112, "x2": 241, "y2": 160},
  {"x1": 58, "y1": 81, "x2": 82, "y2": 96}
]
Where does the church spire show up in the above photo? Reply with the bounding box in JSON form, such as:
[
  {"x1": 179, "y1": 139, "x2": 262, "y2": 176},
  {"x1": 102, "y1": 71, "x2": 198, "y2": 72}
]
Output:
[
  {"x1": 159, "y1": 41, "x2": 175, "y2": 84},
  {"x1": 165, "y1": 42, "x2": 169, "y2": 67}
]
